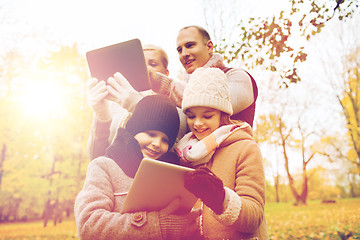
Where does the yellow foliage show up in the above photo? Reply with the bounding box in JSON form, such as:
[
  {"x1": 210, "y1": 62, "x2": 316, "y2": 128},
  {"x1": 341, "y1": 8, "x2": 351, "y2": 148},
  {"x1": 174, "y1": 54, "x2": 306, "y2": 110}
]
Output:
[{"x1": 337, "y1": 47, "x2": 360, "y2": 172}]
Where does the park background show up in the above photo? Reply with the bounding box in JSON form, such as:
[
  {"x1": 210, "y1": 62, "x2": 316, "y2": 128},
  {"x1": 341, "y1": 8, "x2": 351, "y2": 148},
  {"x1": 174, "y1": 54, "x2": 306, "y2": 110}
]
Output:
[{"x1": 0, "y1": 0, "x2": 360, "y2": 239}]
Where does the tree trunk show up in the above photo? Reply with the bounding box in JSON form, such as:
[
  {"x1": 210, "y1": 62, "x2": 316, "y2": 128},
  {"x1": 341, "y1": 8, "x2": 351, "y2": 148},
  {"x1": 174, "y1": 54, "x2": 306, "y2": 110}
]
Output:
[
  {"x1": 300, "y1": 168, "x2": 308, "y2": 205},
  {"x1": 0, "y1": 143, "x2": 6, "y2": 190},
  {"x1": 43, "y1": 199, "x2": 53, "y2": 227},
  {"x1": 275, "y1": 174, "x2": 280, "y2": 203},
  {"x1": 282, "y1": 138, "x2": 301, "y2": 203},
  {"x1": 43, "y1": 155, "x2": 57, "y2": 227},
  {"x1": 279, "y1": 118, "x2": 301, "y2": 204}
]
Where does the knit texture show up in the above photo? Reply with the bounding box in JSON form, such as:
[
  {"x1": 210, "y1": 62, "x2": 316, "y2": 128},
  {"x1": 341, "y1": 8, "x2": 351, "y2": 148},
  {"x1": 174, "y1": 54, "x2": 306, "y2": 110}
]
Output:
[
  {"x1": 210, "y1": 187, "x2": 242, "y2": 226},
  {"x1": 158, "y1": 198, "x2": 201, "y2": 239},
  {"x1": 125, "y1": 95, "x2": 180, "y2": 149},
  {"x1": 175, "y1": 125, "x2": 241, "y2": 166},
  {"x1": 184, "y1": 167, "x2": 225, "y2": 215},
  {"x1": 182, "y1": 67, "x2": 233, "y2": 115}
]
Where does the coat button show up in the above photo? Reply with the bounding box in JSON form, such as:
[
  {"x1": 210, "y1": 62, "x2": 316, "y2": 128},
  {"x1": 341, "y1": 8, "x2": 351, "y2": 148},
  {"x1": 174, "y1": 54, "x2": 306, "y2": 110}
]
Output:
[{"x1": 133, "y1": 213, "x2": 143, "y2": 222}]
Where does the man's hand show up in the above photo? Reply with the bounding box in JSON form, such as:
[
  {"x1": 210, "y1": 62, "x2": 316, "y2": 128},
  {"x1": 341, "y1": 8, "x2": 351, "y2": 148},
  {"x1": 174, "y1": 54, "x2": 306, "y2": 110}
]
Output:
[
  {"x1": 87, "y1": 78, "x2": 111, "y2": 121},
  {"x1": 106, "y1": 72, "x2": 143, "y2": 112}
]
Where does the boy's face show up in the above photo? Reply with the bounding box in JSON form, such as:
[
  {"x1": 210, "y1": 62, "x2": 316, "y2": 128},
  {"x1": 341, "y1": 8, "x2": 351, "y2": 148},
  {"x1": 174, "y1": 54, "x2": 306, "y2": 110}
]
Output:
[
  {"x1": 134, "y1": 130, "x2": 169, "y2": 159},
  {"x1": 176, "y1": 27, "x2": 213, "y2": 74},
  {"x1": 144, "y1": 50, "x2": 169, "y2": 76},
  {"x1": 185, "y1": 106, "x2": 221, "y2": 140}
]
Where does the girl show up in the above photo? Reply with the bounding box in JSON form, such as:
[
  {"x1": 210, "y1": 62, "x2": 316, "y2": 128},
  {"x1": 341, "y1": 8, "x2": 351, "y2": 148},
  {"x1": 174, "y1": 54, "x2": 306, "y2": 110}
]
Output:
[
  {"x1": 75, "y1": 95, "x2": 200, "y2": 240},
  {"x1": 175, "y1": 68, "x2": 269, "y2": 239}
]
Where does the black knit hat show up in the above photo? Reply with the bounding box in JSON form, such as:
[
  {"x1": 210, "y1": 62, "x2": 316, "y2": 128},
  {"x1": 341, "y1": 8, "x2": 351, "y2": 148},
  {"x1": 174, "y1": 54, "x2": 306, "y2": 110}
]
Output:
[{"x1": 125, "y1": 95, "x2": 180, "y2": 149}]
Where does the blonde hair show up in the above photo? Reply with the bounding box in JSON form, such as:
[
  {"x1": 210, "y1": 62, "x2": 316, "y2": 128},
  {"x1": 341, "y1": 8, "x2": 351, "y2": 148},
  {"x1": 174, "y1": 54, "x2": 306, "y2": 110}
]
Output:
[{"x1": 143, "y1": 44, "x2": 169, "y2": 70}]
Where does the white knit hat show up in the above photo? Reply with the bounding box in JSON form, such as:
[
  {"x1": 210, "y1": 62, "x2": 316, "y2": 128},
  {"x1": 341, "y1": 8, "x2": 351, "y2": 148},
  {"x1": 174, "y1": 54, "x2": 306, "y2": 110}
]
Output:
[{"x1": 182, "y1": 67, "x2": 233, "y2": 115}]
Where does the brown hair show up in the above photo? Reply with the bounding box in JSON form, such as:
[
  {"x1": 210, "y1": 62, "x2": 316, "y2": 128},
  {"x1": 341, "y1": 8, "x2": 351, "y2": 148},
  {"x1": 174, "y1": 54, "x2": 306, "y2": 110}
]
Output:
[
  {"x1": 180, "y1": 25, "x2": 211, "y2": 44},
  {"x1": 143, "y1": 44, "x2": 169, "y2": 69},
  {"x1": 220, "y1": 112, "x2": 241, "y2": 126}
]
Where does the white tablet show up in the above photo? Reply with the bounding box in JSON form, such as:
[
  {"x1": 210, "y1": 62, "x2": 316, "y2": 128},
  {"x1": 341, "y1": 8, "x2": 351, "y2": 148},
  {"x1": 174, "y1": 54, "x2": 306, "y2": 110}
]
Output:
[
  {"x1": 86, "y1": 38, "x2": 150, "y2": 92},
  {"x1": 121, "y1": 158, "x2": 198, "y2": 214}
]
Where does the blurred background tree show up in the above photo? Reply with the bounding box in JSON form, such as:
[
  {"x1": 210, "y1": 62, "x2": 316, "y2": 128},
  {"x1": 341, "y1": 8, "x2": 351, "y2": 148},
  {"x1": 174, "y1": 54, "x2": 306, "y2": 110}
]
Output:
[
  {"x1": 0, "y1": 44, "x2": 91, "y2": 223},
  {"x1": 204, "y1": 0, "x2": 359, "y2": 86},
  {"x1": 203, "y1": 0, "x2": 360, "y2": 205}
]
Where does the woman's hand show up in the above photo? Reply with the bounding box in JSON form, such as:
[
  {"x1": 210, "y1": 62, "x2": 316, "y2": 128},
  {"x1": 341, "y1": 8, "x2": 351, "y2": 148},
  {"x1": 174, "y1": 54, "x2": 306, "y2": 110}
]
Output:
[
  {"x1": 87, "y1": 78, "x2": 110, "y2": 121},
  {"x1": 106, "y1": 72, "x2": 143, "y2": 112}
]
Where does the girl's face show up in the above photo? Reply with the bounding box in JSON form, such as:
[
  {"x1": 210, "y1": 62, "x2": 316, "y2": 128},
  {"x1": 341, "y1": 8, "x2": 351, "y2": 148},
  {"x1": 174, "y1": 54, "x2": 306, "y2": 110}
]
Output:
[
  {"x1": 185, "y1": 106, "x2": 221, "y2": 140},
  {"x1": 134, "y1": 130, "x2": 169, "y2": 159}
]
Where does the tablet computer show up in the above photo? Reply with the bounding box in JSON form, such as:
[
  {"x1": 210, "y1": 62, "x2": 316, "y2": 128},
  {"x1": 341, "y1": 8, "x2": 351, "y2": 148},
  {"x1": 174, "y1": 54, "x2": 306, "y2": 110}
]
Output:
[
  {"x1": 121, "y1": 158, "x2": 198, "y2": 214},
  {"x1": 86, "y1": 38, "x2": 150, "y2": 92}
]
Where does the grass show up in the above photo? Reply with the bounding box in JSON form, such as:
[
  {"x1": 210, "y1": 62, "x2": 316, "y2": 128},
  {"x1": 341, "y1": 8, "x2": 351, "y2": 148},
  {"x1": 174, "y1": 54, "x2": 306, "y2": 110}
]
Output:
[
  {"x1": 0, "y1": 218, "x2": 77, "y2": 240},
  {"x1": 0, "y1": 198, "x2": 359, "y2": 239},
  {"x1": 265, "y1": 198, "x2": 360, "y2": 239}
]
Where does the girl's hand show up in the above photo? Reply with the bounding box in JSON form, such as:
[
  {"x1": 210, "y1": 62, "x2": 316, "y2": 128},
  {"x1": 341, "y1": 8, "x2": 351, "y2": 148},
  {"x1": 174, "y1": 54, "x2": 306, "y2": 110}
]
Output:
[{"x1": 184, "y1": 167, "x2": 225, "y2": 214}]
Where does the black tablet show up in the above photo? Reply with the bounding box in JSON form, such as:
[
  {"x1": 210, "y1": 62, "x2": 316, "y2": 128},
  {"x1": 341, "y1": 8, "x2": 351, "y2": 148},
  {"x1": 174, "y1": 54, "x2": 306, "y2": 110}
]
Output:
[{"x1": 86, "y1": 38, "x2": 150, "y2": 92}]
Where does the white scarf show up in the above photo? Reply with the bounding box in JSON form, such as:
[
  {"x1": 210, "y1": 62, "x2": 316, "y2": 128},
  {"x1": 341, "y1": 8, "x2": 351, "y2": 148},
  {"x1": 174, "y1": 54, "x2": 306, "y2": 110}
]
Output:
[{"x1": 174, "y1": 124, "x2": 242, "y2": 166}]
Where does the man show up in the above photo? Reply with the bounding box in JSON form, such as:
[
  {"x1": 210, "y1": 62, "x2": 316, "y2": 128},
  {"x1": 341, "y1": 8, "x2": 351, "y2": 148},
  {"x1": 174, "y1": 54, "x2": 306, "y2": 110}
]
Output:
[{"x1": 151, "y1": 25, "x2": 257, "y2": 127}]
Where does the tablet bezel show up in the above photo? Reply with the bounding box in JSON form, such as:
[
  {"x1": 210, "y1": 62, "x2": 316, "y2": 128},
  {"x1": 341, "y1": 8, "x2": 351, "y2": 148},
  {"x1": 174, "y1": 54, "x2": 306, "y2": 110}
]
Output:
[{"x1": 86, "y1": 38, "x2": 150, "y2": 92}]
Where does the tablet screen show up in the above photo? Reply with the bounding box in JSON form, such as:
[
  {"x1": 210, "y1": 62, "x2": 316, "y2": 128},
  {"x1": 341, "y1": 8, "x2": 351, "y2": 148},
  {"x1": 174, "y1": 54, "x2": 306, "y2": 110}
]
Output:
[
  {"x1": 86, "y1": 38, "x2": 150, "y2": 92},
  {"x1": 122, "y1": 158, "x2": 198, "y2": 213}
]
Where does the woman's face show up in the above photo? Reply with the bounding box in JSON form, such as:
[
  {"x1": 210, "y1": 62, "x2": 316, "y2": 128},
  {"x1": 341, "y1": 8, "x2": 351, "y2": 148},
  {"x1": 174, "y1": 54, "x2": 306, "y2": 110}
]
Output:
[
  {"x1": 144, "y1": 50, "x2": 169, "y2": 76},
  {"x1": 185, "y1": 106, "x2": 221, "y2": 140},
  {"x1": 134, "y1": 130, "x2": 169, "y2": 159}
]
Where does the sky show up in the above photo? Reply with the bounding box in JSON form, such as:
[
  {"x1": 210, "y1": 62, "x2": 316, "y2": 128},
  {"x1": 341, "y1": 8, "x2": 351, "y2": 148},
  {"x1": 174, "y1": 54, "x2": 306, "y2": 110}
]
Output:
[{"x1": 1, "y1": 0, "x2": 287, "y2": 75}]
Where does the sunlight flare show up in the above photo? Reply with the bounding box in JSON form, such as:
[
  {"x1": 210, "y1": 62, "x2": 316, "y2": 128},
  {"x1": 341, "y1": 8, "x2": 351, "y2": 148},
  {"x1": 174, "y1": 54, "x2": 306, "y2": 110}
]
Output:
[{"x1": 17, "y1": 80, "x2": 65, "y2": 118}]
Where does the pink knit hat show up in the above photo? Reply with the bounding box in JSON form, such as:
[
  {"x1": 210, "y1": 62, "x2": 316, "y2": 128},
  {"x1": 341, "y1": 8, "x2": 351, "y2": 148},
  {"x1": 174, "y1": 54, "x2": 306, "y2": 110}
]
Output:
[{"x1": 182, "y1": 67, "x2": 233, "y2": 115}]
